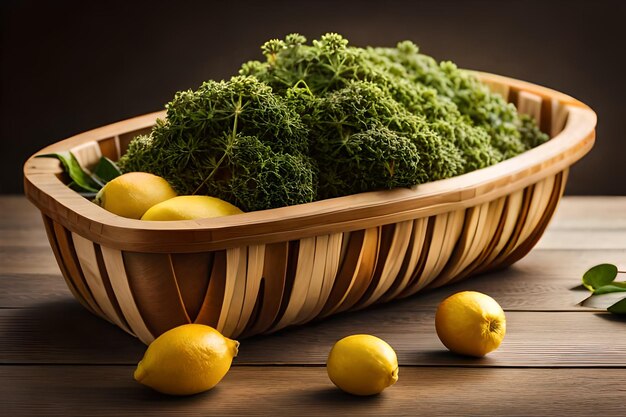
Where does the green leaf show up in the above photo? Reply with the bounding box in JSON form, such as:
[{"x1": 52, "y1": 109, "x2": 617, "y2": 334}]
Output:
[
  {"x1": 608, "y1": 297, "x2": 626, "y2": 314},
  {"x1": 582, "y1": 263, "x2": 618, "y2": 292},
  {"x1": 36, "y1": 152, "x2": 100, "y2": 193},
  {"x1": 93, "y1": 156, "x2": 122, "y2": 183},
  {"x1": 593, "y1": 284, "x2": 626, "y2": 295}
]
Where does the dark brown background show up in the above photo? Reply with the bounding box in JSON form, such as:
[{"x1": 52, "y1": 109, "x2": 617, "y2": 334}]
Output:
[{"x1": 1, "y1": 0, "x2": 624, "y2": 194}]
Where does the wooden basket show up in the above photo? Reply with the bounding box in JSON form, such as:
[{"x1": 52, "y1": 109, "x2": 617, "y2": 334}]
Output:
[{"x1": 23, "y1": 73, "x2": 596, "y2": 344}]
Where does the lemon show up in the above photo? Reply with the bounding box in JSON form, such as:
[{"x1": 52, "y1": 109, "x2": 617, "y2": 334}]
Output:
[
  {"x1": 326, "y1": 334, "x2": 399, "y2": 396},
  {"x1": 141, "y1": 195, "x2": 243, "y2": 221},
  {"x1": 435, "y1": 291, "x2": 506, "y2": 357},
  {"x1": 95, "y1": 172, "x2": 177, "y2": 219},
  {"x1": 133, "y1": 324, "x2": 239, "y2": 396}
]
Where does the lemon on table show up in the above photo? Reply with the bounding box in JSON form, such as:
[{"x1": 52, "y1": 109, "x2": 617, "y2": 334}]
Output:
[
  {"x1": 94, "y1": 172, "x2": 177, "y2": 219},
  {"x1": 134, "y1": 324, "x2": 239, "y2": 396},
  {"x1": 435, "y1": 291, "x2": 506, "y2": 357},
  {"x1": 141, "y1": 195, "x2": 243, "y2": 221},
  {"x1": 326, "y1": 334, "x2": 399, "y2": 396}
]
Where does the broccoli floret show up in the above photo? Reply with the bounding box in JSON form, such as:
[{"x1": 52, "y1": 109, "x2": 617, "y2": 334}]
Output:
[
  {"x1": 118, "y1": 76, "x2": 315, "y2": 211},
  {"x1": 316, "y1": 126, "x2": 423, "y2": 199},
  {"x1": 371, "y1": 45, "x2": 548, "y2": 156},
  {"x1": 300, "y1": 80, "x2": 463, "y2": 198},
  {"x1": 228, "y1": 135, "x2": 316, "y2": 211},
  {"x1": 243, "y1": 34, "x2": 547, "y2": 168},
  {"x1": 120, "y1": 33, "x2": 549, "y2": 212}
]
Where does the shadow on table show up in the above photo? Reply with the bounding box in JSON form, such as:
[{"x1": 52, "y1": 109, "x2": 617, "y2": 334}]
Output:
[
  {"x1": 1, "y1": 298, "x2": 144, "y2": 364},
  {"x1": 594, "y1": 312, "x2": 626, "y2": 323},
  {"x1": 301, "y1": 387, "x2": 384, "y2": 404}
]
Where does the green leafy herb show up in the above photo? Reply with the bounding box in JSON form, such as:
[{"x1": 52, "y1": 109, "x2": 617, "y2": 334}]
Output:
[
  {"x1": 607, "y1": 297, "x2": 626, "y2": 314},
  {"x1": 118, "y1": 76, "x2": 315, "y2": 211},
  {"x1": 118, "y1": 33, "x2": 549, "y2": 211},
  {"x1": 93, "y1": 156, "x2": 122, "y2": 183},
  {"x1": 582, "y1": 263, "x2": 619, "y2": 291},
  {"x1": 580, "y1": 263, "x2": 626, "y2": 315},
  {"x1": 36, "y1": 152, "x2": 99, "y2": 192},
  {"x1": 36, "y1": 153, "x2": 122, "y2": 197}
]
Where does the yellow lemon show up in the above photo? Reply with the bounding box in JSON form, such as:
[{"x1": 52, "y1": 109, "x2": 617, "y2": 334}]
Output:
[
  {"x1": 94, "y1": 172, "x2": 177, "y2": 219},
  {"x1": 141, "y1": 195, "x2": 243, "y2": 220},
  {"x1": 326, "y1": 334, "x2": 399, "y2": 396},
  {"x1": 134, "y1": 324, "x2": 239, "y2": 396},
  {"x1": 435, "y1": 291, "x2": 506, "y2": 357}
]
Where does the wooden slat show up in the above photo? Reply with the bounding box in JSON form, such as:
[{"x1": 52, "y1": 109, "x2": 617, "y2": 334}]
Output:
[
  {"x1": 51, "y1": 222, "x2": 103, "y2": 317},
  {"x1": 242, "y1": 243, "x2": 289, "y2": 336},
  {"x1": 334, "y1": 227, "x2": 380, "y2": 313},
  {"x1": 71, "y1": 232, "x2": 131, "y2": 333},
  {"x1": 6, "y1": 196, "x2": 625, "y2": 236},
  {"x1": 517, "y1": 90, "x2": 543, "y2": 122},
  {"x1": 220, "y1": 247, "x2": 249, "y2": 336},
  {"x1": 194, "y1": 251, "x2": 227, "y2": 328},
  {"x1": 359, "y1": 220, "x2": 413, "y2": 308},
  {"x1": 431, "y1": 203, "x2": 490, "y2": 288},
  {"x1": 169, "y1": 252, "x2": 213, "y2": 322},
  {"x1": 97, "y1": 137, "x2": 120, "y2": 160},
  {"x1": 2, "y1": 366, "x2": 625, "y2": 417},
  {"x1": 380, "y1": 217, "x2": 428, "y2": 302},
  {"x1": 5, "y1": 249, "x2": 623, "y2": 311},
  {"x1": 100, "y1": 246, "x2": 154, "y2": 344},
  {"x1": 69, "y1": 141, "x2": 102, "y2": 171},
  {"x1": 298, "y1": 233, "x2": 343, "y2": 324},
  {"x1": 22, "y1": 79, "x2": 597, "y2": 254},
  {"x1": 3, "y1": 306, "x2": 626, "y2": 366},
  {"x1": 272, "y1": 237, "x2": 317, "y2": 332},
  {"x1": 123, "y1": 252, "x2": 191, "y2": 336},
  {"x1": 233, "y1": 244, "x2": 265, "y2": 337},
  {"x1": 293, "y1": 236, "x2": 329, "y2": 325}
]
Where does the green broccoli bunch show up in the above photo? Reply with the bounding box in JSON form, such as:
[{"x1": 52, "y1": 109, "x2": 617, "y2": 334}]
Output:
[
  {"x1": 120, "y1": 33, "x2": 549, "y2": 211},
  {"x1": 118, "y1": 76, "x2": 316, "y2": 211},
  {"x1": 241, "y1": 33, "x2": 547, "y2": 201}
]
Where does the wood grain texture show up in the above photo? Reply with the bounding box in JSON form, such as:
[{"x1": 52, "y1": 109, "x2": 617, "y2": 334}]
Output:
[
  {"x1": 2, "y1": 197, "x2": 626, "y2": 416},
  {"x1": 7, "y1": 196, "x2": 623, "y2": 235},
  {"x1": 22, "y1": 74, "x2": 597, "y2": 254},
  {"x1": 4, "y1": 249, "x2": 623, "y2": 310},
  {"x1": 3, "y1": 303, "x2": 626, "y2": 366},
  {"x1": 7, "y1": 74, "x2": 596, "y2": 340},
  {"x1": 2, "y1": 366, "x2": 625, "y2": 417}
]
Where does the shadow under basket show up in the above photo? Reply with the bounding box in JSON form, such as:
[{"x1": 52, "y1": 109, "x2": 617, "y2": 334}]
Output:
[{"x1": 23, "y1": 72, "x2": 597, "y2": 344}]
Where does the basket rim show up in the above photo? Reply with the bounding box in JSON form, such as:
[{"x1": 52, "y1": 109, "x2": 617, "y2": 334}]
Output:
[{"x1": 23, "y1": 72, "x2": 597, "y2": 252}]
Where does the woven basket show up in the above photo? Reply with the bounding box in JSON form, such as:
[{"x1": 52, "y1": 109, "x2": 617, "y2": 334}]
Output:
[{"x1": 23, "y1": 73, "x2": 596, "y2": 344}]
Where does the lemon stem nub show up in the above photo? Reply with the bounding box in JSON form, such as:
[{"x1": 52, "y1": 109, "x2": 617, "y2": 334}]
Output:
[
  {"x1": 229, "y1": 339, "x2": 240, "y2": 357},
  {"x1": 489, "y1": 320, "x2": 500, "y2": 333},
  {"x1": 390, "y1": 367, "x2": 399, "y2": 385},
  {"x1": 134, "y1": 362, "x2": 146, "y2": 382}
]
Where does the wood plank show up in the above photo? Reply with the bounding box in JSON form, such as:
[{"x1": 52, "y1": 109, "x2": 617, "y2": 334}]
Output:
[
  {"x1": 0, "y1": 195, "x2": 46, "y2": 231},
  {"x1": 0, "y1": 274, "x2": 69, "y2": 308},
  {"x1": 549, "y1": 196, "x2": 626, "y2": 229},
  {"x1": 2, "y1": 299, "x2": 626, "y2": 367},
  {"x1": 536, "y1": 229, "x2": 626, "y2": 250},
  {"x1": 0, "y1": 246, "x2": 60, "y2": 275},
  {"x1": 1, "y1": 366, "x2": 624, "y2": 417},
  {"x1": 0, "y1": 229, "x2": 50, "y2": 247},
  {"x1": 3, "y1": 249, "x2": 623, "y2": 310},
  {"x1": 239, "y1": 311, "x2": 626, "y2": 367}
]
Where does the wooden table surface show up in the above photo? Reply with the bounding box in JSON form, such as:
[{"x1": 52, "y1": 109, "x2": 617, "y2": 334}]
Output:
[{"x1": 1, "y1": 195, "x2": 626, "y2": 416}]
